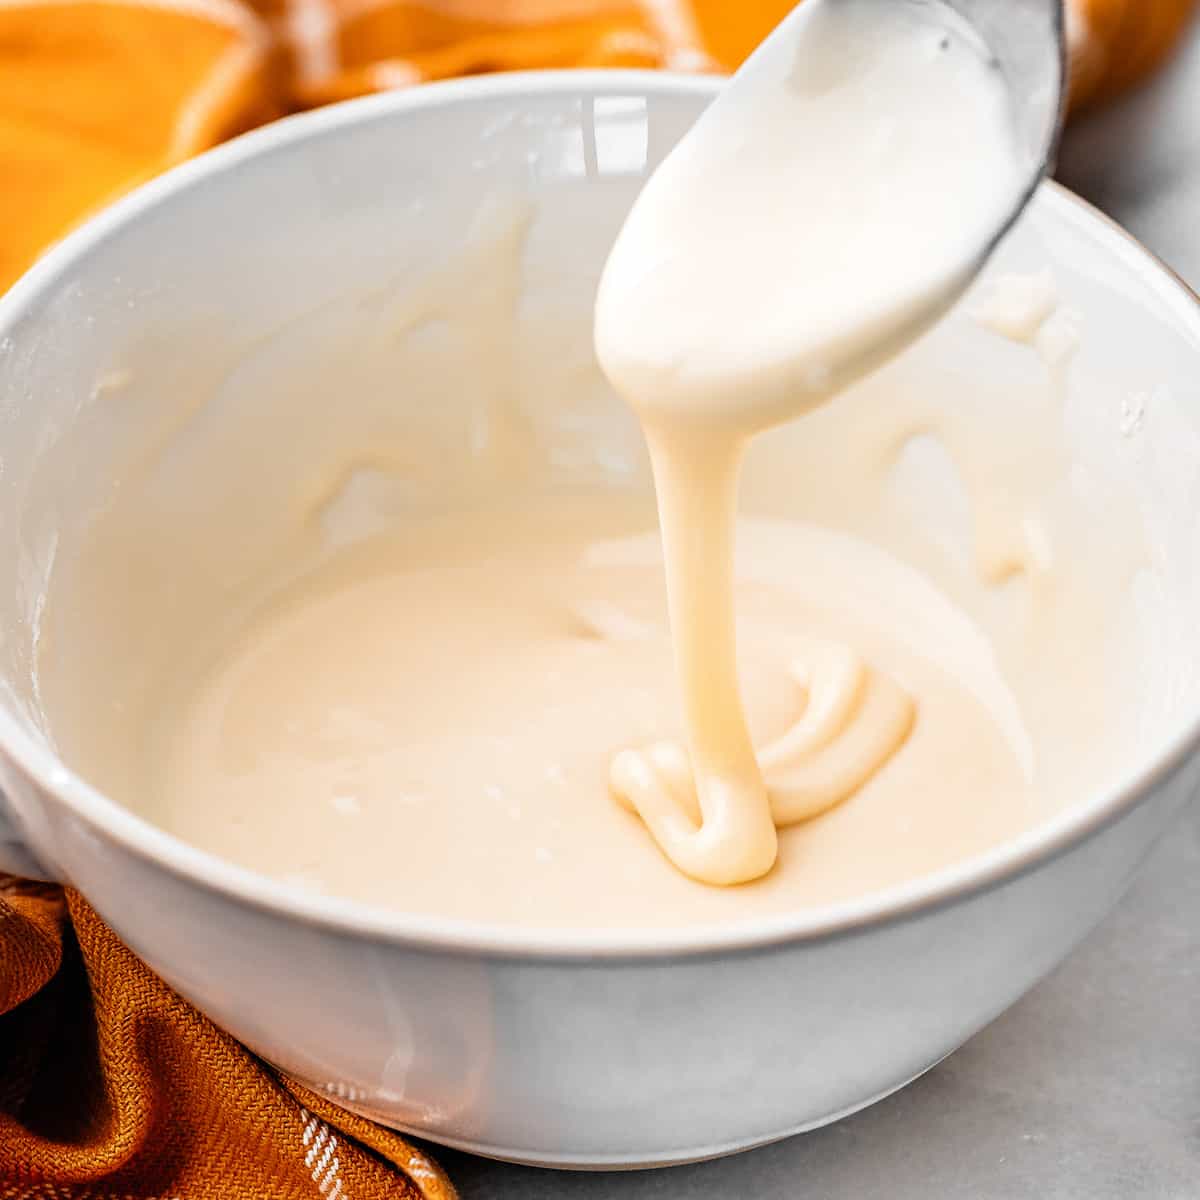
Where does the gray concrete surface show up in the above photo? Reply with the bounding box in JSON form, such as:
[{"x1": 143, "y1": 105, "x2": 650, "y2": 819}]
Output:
[{"x1": 447, "y1": 26, "x2": 1200, "y2": 1198}]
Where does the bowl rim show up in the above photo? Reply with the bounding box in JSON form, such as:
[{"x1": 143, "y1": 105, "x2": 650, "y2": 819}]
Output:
[{"x1": 2, "y1": 69, "x2": 1200, "y2": 961}]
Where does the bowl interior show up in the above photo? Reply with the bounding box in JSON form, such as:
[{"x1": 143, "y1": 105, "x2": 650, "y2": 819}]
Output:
[{"x1": 1, "y1": 75, "x2": 1199, "y2": 919}]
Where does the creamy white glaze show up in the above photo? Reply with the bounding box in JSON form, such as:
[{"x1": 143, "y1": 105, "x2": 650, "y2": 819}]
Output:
[
  {"x1": 147, "y1": 501, "x2": 1041, "y2": 927},
  {"x1": 595, "y1": 0, "x2": 1028, "y2": 883},
  {"x1": 595, "y1": 0, "x2": 1022, "y2": 426}
]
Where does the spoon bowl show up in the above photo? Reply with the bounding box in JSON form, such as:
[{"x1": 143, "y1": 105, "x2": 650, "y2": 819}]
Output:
[{"x1": 595, "y1": 0, "x2": 1068, "y2": 429}]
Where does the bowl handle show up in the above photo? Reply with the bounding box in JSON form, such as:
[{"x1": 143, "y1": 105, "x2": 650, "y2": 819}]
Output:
[{"x1": 0, "y1": 791, "x2": 56, "y2": 881}]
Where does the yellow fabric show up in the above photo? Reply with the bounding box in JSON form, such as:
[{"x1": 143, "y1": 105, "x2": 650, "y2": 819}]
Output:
[
  {"x1": 0, "y1": 879, "x2": 457, "y2": 1198},
  {"x1": 0, "y1": 0, "x2": 282, "y2": 292},
  {"x1": 0, "y1": 0, "x2": 1197, "y2": 292},
  {"x1": 1070, "y1": 0, "x2": 1200, "y2": 109}
]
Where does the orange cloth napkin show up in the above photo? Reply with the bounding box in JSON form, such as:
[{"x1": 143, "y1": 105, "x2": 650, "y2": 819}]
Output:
[
  {"x1": 0, "y1": 879, "x2": 457, "y2": 1197},
  {"x1": 1, "y1": 0, "x2": 1197, "y2": 293}
]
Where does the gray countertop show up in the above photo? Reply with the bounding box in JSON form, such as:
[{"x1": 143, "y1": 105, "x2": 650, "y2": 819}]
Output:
[{"x1": 446, "y1": 30, "x2": 1200, "y2": 1198}]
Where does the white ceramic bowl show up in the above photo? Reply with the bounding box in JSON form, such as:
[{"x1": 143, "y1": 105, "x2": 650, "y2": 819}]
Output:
[{"x1": 1, "y1": 73, "x2": 1199, "y2": 1169}]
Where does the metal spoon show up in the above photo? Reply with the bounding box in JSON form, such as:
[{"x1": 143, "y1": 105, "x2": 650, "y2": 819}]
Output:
[
  {"x1": 596, "y1": 0, "x2": 1068, "y2": 429},
  {"x1": 938, "y1": 0, "x2": 1068, "y2": 254}
]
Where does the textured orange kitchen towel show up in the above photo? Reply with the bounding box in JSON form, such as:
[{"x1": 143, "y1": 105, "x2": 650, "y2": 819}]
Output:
[
  {"x1": 0, "y1": 879, "x2": 456, "y2": 1199},
  {"x1": 1, "y1": 0, "x2": 1197, "y2": 293}
]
